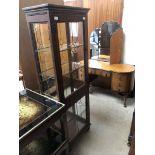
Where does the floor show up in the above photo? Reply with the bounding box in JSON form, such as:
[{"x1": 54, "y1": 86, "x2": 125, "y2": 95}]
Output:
[{"x1": 70, "y1": 86, "x2": 135, "y2": 155}]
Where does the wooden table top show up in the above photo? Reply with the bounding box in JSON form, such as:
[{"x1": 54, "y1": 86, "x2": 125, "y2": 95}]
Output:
[
  {"x1": 88, "y1": 59, "x2": 135, "y2": 73},
  {"x1": 92, "y1": 54, "x2": 110, "y2": 60},
  {"x1": 98, "y1": 55, "x2": 110, "y2": 60}
]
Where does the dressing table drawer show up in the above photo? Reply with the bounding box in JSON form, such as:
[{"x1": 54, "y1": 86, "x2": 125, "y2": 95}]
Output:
[
  {"x1": 89, "y1": 68, "x2": 110, "y2": 78},
  {"x1": 111, "y1": 72, "x2": 134, "y2": 93}
]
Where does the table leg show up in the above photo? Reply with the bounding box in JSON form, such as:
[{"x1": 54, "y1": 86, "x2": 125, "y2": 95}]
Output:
[{"x1": 124, "y1": 95, "x2": 127, "y2": 107}]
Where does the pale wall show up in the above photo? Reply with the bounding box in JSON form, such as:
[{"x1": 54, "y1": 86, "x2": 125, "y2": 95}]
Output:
[{"x1": 122, "y1": 0, "x2": 137, "y2": 65}]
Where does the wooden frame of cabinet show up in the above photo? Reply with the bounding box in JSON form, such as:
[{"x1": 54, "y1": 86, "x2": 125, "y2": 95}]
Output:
[{"x1": 23, "y1": 3, "x2": 90, "y2": 148}]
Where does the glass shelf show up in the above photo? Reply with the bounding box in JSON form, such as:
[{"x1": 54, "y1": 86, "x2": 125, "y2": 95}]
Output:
[
  {"x1": 59, "y1": 44, "x2": 83, "y2": 52},
  {"x1": 39, "y1": 61, "x2": 82, "y2": 78},
  {"x1": 40, "y1": 67, "x2": 54, "y2": 74},
  {"x1": 34, "y1": 44, "x2": 83, "y2": 53},
  {"x1": 63, "y1": 65, "x2": 84, "y2": 76},
  {"x1": 35, "y1": 46, "x2": 50, "y2": 52}
]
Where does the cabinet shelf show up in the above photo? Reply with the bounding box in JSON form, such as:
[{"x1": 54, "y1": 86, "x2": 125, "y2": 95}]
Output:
[
  {"x1": 35, "y1": 46, "x2": 50, "y2": 52},
  {"x1": 40, "y1": 62, "x2": 83, "y2": 77},
  {"x1": 39, "y1": 62, "x2": 71, "y2": 77},
  {"x1": 59, "y1": 44, "x2": 83, "y2": 52},
  {"x1": 40, "y1": 67, "x2": 54, "y2": 74},
  {"x1": 62, "y1": 65, "x2": 84, "y2": 77},
  {"x1": 35, "y1": 44, "x2": 83, "y2": 53}
]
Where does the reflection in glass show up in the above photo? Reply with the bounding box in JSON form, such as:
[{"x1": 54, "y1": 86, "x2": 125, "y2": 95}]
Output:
[
  {"x1": 32, "y1": 23, "x2": 58, "y2": 99},
  {"x1": 57, "y1": 22, "x2": 85, "y2": 98},
  {"x1": 33, "y1": 23, "x2": 50, "y2": 49},
  {"x1": 66, "y1": 96, "x2": 86, "y2": 141},
  {"x1": 90, "y1": 22, "x2": 121, "y2": 61}
]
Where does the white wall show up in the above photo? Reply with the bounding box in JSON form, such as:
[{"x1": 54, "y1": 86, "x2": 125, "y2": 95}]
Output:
[
  {"x1": 123, "y1": 1, "x2": 155, "y2": 155},
  {"x1": 122, "y1": 0, "x2": 137, "y2": 65}
]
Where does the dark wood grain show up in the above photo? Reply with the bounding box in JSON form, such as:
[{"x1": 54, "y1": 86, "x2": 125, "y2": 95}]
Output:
[{"x1": 22, "y1": 3, "x2": 90, "y2": 154}]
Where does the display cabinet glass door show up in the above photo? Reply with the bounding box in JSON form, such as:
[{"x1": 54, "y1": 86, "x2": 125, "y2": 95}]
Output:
[
  {"x1": 31, "y1": 23, "x2": 58, "y2": 100},
  {"x1": 57, "y1": 22, "x2": 85, "y2": 98},
  {"x1": 67, "y1": 96, "x2": 86, "y2": 141}
]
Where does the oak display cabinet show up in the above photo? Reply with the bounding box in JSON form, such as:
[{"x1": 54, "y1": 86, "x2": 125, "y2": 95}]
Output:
[{"x1": 23, "y1": 3, "x2": 90, "y2": 147}]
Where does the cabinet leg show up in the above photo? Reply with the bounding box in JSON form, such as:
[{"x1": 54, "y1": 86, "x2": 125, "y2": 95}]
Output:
[{"x1": 128, "y1": 135, "x2": 132, "y2": 146}]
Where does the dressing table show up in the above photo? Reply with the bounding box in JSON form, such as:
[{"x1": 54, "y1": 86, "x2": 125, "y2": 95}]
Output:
[
  {"x1": 89, "y1": 22, "x2": 134, "y2": 107},
  {"x1": 88, "y1": 59, "x2": 135, "y2": 107}
]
